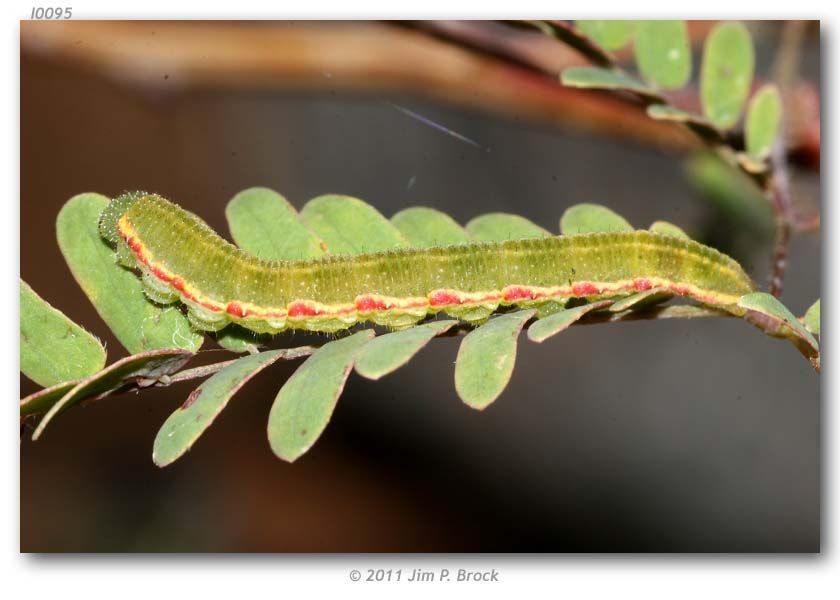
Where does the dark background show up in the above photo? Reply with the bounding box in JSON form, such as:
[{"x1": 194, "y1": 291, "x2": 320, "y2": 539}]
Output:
[{"x1": 20, "y1": 21, "x2": 820, "y2": 552}]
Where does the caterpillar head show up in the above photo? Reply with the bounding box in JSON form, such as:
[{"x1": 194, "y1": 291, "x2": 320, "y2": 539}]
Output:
[{"x1": 99, "y1": 191, "x2": 162, "y2": 268}]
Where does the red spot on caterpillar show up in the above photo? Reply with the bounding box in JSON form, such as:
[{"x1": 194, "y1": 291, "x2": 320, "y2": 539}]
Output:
[
  {"x1": 572, "y1": 282, "x2": 599, "y2": 296},
  {"x1": 226, "y1": 302, "x2": 248, "y2": 318},
  {"x1": 355, "y1": 295, "x2": 389, "y2": 312},
  {"x1": 503, "y1": 286, "x2": 535, "y2": 302},
  {"x1": 288, "y1": 301, "x2": 320, "y2": 318},
  {"x1": 429, "y1": 290, "x2": 463, "y2": 307},
  {"x1": 634, "y1": 279, "x2": 653, "y2": 292}
]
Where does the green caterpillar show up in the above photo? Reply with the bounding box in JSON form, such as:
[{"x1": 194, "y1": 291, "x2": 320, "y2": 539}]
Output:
[{"x1": 99, "y1": 192, "x2": 756, "y2": 334}]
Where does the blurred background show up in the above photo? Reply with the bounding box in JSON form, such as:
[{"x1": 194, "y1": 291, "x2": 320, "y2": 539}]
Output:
[{"x1": 20, "y1": 20, "x2": 820, "y2": 552}]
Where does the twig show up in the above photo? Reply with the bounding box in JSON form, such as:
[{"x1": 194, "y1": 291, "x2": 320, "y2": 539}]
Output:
[
  {"x1": 501, "y1": 20, "x2": 616, "y2": 68},
  {"x1": 155, "y1": 345, "x2": 318, "y2": 387},
  {"x1": 767, "y1": 20, "x2": 807, "y2": 297}
]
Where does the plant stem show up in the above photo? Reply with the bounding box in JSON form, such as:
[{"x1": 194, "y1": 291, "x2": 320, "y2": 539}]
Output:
[
  {"x1": 767, "y1": 20, "x2": 807, "y2": 298},
  {"x1": 156, "y1": 345, "x2": 318, "y2": 387}
]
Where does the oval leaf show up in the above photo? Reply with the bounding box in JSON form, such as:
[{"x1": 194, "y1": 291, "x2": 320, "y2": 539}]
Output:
[
  {"x1": 355, "y1": 320, "x2": 457, "y2": 380},
  {"x1": 745, "y1": 84, "x2": 783, "y2": 161},
  {"x1": 32, "y1": 348, "x2": 194, "y2": 440},
  {"x1": 153, "y1": 350, "x2": 287, "y2": 467},
  {"x1": 701, "y1": 21, "x2": 755, "y2": 129},
  {"x1": 454, "y1": 310, "x2": 535, "y2": 410},
  {"x1": 214, "y1": 325, "x2": 272, "y2": 355},
  {"x1": 391, "y1": 207, "x2": 471, "y2": 248},
  {"x1": 20, "y1": 280, "x2": 106, "y2": 387},
  {"x1": 576, "y1": 20, "x2": 635, "y2": 51},
  {"x1": 609, "y1": 289, "x2": 671, "y2": 312},
  {"x1": 561, "y1": 66, "x2": 662, "y2": 101},
  {"x1": 527, "y1": 300, "x2": 612, "y2": 343},
  {"x1": 226, "y1": 187, "x2": 327, "y2": 261},
  {"x1": 20, "y1": 379, "x2": 79, "y2": 417},
  {"x1": 300, "y1": 195, "x2": 408, "y2": 255},
  {"x1": 560, "y1": 203, "x2": 633, "y2": 235},
  {"x1": 737, "y1": 292, "x2": 819, "y2": 362},
  {"x1": 466, "y1": 213, "x2": 551, "y2": 242},
  {"x1": 56, "y1": 194, "x2": 203, "y2": 354},
  {"x1": 803, "y1": 299, "x2": 820, "y2": 336},
  {"x1": 634, "y1": 20, "x2": 691, "y2": 90},
  {"x1": 268, "y1": 330, "x2": 374, "y2": 462},
  {"x1": 646, "y1": 105, "x2": 723, "y2": 142},
  {"x1": 649, "y1": 220, "x2": 690, "y2": 239}
]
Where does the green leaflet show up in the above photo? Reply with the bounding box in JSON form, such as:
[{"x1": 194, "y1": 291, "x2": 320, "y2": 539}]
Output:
[
  {"x1": 355, "y1": 320, "x2": 457, "y2": 380},
  {"x1": 391, "y1": 207, "x2": 471, "y2": 248},
  {"x1": 20, "y1": 280, "x2": 106, "y2": 387},
  {"x1": 745, "y1": 84, "x2": 783, "y2": 161},
  {"x1": 527, "y1": 301, "x2": 612, "y2": 343},
  {"x1": 465, "y1": 213, "x2": 551, "y2": 242},
  {"x1": 455, "y1": 310, "x2": 535, "y2": 410},
  {"x1": 561, "y1": 66, "x2": 662, "y2": 101},
  {"x1": 700, "y1": 22, "x2": 755, "y2": 129},
  {"x1": 634, "y1": 20, "x2": 691, "y2": 90},
  {"x1": 32, "y1": 349, "x2": 194, "y2": 440},
  {"x1": 609, "y1": 289, "x2": 671, "y2": 312},
  {"x1": 57, "y1": 194, "x2": 202, "y2": 354},
  {"x1": 20, "y1": 379, "x2": 79, "y2": 417},
  {"x1": 153, "y1": 350, "x2": 286, "y2": 467},
  {"x1": 226, "y1": 187, "x2": 327, "y2": 261},
  {"x1": 737, "y1": 292, "x2": 819, "y2": 362},
  {"x1": 576, "y1": 20, "x2": 635, "y2": 50},
  {"x1": 214, "y1": 325, "x2": 272, "y2": 355},
  {"x1": 560, "y1": 203, "x2": 633, "y2": 234},
  {"x1": 268, "y1": 330, "x2": 374, "y2": 462},
  {"x1": 803, "y1": 299, "x2": 820, "y2": 335},
  {"x1": 649, "y1": 220, "x2": 690, "y2": 239},
  {"x1": 300, "y1": 194, "x2": 408, "y2": 255}
]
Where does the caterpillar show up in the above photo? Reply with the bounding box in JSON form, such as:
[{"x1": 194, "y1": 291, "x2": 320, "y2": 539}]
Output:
[{"x1": 99, "y1": 192, "x2": 756, "y2": 335}]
